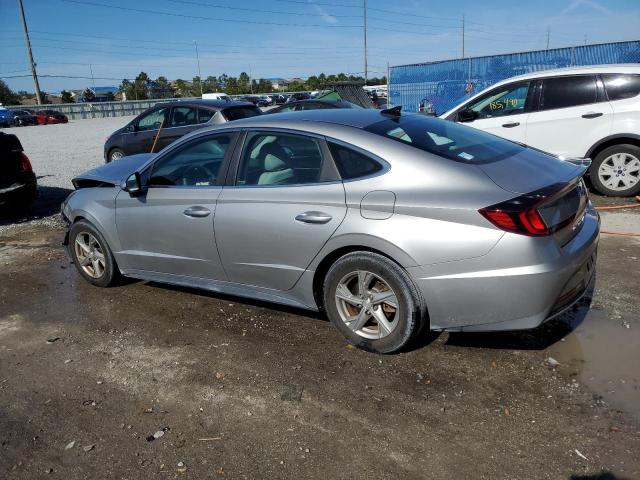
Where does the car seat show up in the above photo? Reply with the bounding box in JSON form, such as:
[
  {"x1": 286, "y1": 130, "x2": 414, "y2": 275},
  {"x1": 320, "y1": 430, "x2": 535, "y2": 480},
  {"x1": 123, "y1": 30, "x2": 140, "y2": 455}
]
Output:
[{"x1": 257, "y1": 142, "x2": 294, "y2": 185}]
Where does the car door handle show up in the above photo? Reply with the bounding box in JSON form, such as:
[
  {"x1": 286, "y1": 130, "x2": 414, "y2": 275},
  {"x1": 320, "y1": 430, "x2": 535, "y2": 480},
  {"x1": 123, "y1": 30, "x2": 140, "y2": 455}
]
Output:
[
  {"x1": 582, "y1": 112, "x2": 603, "y2": 119},
  {"x1": 183, "y1": 206, "x2": 211, "y2": 218},
  {"x1": 295, "y1": 211, "x2": 332, "y2": 224},
  {"x1": 501, "y1": 122, "x2": 520, "y2": 128}
]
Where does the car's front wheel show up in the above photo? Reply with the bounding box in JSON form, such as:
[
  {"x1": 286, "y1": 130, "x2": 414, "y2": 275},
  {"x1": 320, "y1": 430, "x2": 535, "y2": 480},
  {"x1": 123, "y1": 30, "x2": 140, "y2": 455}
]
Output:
[
  {"x1": 590, "y1": 144, "x2": 640, "y2": 196},
  {"x1": 108, "y1": 148, "x2": 125, "y2": 163},
  {"x1": 323, "y1": 251, "x2": 425, "y2": 353},
  {"x1": 69, "y1": 220, "x2": 119, "y2": 287}
]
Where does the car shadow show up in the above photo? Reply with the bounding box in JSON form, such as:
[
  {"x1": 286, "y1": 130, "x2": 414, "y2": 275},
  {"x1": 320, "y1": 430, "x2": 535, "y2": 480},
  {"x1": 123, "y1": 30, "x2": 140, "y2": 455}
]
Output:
[
  {"x1": 0, "y1": 185, "x2": 72, "y2": 226},
  {"x1": 145, "y1": 281, "x2": 326, "y2": 322},
  {"x1": 570, "y1": 472, "x2": 632, "y2": 480},
  {"x1": 444, "y1": 289, "x2": 594, "y2": 351}
]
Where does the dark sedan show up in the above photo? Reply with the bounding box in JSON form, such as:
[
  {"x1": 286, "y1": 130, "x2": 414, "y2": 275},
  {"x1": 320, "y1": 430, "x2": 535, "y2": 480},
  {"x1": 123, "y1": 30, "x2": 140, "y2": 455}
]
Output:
[
  {"x1": 10, "y1": 109, "x2": 38, "y2": 126},
  {"x1": 267, "y1": 99, "x2": 362, "y2": 114},
  {"x1": 104, "y1": 99, "x2": 262, "y2": 163},
  {"x1": 0, "y1": 132, "x2": 37, "y2": 213}
]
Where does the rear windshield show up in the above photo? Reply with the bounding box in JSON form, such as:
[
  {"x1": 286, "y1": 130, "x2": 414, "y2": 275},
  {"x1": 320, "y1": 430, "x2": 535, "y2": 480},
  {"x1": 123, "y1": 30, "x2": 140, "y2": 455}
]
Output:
[
  {"x1": 363, "y1": 115, "x2": 525, "y2": 164},
  {"x1": 222, "y1": 106, "x2": 262, "y2": 121}
]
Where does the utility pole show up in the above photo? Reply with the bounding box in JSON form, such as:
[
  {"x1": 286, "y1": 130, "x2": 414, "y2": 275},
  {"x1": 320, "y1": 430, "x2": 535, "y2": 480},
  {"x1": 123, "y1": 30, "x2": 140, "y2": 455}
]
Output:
[
  {"x1": 386, "y1": 61, "x2": 390, "y2": 109},
  {"x1": 89, "y1": 64, "x2": 95, "y2": 90},
  {"x1": 461, "y1": 15, "x2": 465, "y2": 59},
  {"x1": 17, "y1": 0, "x2": 42, "y2": 105},
  {"x1": 546, "y1": 27, "x2": 550, "y2": 50},
  {"x1": 363, "y1": 0, "x2": 368, "y2": 85},
  {"x1": 194, "y1": 40, "x2": 203, "y2": 96}
]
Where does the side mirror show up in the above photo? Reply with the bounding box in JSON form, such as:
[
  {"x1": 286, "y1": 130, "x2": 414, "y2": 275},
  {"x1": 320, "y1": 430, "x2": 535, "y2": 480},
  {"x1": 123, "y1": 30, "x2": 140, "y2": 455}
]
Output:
[
  {"x1": 457, "y1": 108, "x2": 477, "y2": 123},
  {"x1": 123, "y1": 172, "x2": 144, "y2": 196}
]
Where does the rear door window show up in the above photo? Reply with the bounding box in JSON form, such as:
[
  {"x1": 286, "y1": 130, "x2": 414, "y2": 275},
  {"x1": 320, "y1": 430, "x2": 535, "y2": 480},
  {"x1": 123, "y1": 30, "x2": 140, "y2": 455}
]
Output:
[
  {"x1": 169, "y1": 107, "x2": 197, "y2": 128},
  {"x1": 222, "y1": 107, "x2": 262, "y2": 121},
  {"x1": 541, "y1": 76, "x2": 597, "y2": 110},
  {"x1": 602, "y1": 74, "x2": 640, "y2": 101}
]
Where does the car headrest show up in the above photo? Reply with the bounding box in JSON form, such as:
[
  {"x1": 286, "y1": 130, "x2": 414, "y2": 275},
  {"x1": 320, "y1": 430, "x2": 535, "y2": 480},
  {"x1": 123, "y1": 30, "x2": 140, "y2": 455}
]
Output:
[{"x1": 260, "y1": 143, "x2": 290, "y2": 171}]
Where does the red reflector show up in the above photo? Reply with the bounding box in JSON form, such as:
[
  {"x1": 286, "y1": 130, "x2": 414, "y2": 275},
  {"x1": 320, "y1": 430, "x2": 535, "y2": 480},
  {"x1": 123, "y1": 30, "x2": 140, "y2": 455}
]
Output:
[{"x1": 19, "y1": 152, "x2": 33, "y2": 172}]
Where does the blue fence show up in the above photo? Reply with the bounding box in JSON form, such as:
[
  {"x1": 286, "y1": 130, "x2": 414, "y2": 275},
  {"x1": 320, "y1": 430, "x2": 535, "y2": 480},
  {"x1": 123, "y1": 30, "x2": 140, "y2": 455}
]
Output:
[{"x1": 389, "y1": 40, "x2": 640, "y2": 115}]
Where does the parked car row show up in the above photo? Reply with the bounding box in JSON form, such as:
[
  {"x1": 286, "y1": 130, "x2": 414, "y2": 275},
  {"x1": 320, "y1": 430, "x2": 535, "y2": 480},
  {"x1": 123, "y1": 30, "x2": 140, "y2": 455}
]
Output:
[{"x1": 0, "y1": 108, "x2": 68, "y2": 127}]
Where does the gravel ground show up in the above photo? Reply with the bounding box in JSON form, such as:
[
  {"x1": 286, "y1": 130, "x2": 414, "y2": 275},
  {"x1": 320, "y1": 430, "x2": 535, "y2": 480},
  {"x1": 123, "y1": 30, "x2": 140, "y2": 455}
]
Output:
[
  {"x1": 17, "y1": 116, "x2": 135, "y2": 190},
  {"x1": 1, "y1": 117, "x2": 640, "y2": 479}
]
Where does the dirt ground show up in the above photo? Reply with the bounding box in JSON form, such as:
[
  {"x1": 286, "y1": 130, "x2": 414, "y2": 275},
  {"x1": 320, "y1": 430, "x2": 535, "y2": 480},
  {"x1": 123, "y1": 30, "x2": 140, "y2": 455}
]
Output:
[{"x1": 1, "y1": 205, "x2": 639, "y2": 479}]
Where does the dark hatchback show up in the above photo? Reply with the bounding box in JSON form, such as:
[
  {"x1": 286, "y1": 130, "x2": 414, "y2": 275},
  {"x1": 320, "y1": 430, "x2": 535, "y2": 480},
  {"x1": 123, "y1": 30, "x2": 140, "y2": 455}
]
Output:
[
  {"x1": 104, "y1": 99, "x2": 262, "y2": 163},
  {"x1": 0, "y1": 132, "x2": 37, "y2": 213},
  {"x1": 267, "y1": 99, "x2": 362, "y2": 114},
  {"x1": 10, "y1": 109, "x2": 38, "y2": 126}
]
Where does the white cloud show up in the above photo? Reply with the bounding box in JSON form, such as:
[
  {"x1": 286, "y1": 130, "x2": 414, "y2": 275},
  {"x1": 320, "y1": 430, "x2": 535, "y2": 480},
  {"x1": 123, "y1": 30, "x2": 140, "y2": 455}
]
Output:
[{"x1": 561, "y1": 0, "x2": 612, "y2": 15}]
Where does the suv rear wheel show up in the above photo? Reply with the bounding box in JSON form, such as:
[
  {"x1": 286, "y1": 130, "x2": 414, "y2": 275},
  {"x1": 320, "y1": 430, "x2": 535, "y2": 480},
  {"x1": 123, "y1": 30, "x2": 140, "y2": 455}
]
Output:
[
  {"x1": 323, "y1": 251, "x2": 425, "y2": 354},
  {"x1": 590, "y1": 144, "x2": 640, "y2": 196}
]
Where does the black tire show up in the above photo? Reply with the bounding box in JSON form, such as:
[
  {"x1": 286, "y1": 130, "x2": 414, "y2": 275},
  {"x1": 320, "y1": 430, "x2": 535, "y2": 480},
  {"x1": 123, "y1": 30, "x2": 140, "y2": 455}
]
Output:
[
  {"x1": 323, "y1": 251, "x2": 426, "y2": 354},
  {"x1": 69, "y1": 220, "x2": 119, "y2": 287},
  {"x1": 108, "y1": 148, "x2": 125, "y2": 163},
  {"x1": 589, "y1": 144, "x2": 640, "y2": 197}
]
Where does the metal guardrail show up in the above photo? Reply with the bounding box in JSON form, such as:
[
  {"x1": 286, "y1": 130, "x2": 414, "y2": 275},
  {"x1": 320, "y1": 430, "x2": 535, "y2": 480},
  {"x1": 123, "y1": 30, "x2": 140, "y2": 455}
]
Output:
[{"x1": 3, "y1": 97, "x2": 201, "y2": 120}]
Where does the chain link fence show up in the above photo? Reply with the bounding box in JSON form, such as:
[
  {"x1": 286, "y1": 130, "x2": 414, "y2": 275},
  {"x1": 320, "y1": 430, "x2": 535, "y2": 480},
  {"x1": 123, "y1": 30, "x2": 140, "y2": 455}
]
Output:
[{"x1": 389, "y1": 40, "x2": 640, "y2": 115}]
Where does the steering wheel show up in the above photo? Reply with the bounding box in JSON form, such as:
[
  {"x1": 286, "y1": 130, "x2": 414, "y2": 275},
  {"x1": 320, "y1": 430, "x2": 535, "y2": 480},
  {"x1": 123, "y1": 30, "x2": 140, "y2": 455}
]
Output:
[{"x1": 181, "y1": 165, "x2": 214, "y2": 186}]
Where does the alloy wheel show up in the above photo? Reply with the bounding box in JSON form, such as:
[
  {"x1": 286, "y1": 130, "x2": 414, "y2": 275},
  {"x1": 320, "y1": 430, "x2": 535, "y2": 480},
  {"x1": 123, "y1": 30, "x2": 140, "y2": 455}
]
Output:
[
  {"x1": 74, "y1": 232, "x2": 106, "y2": 279},
  {"x1": 598, "y1": 153, "x2": 640, "y2": 192},
  {"x1": 110, "y1": 150, "x2": 124, "y2": 161},
  {"x1": 334, "y1": 270, "x2": 399, "y2": 340}
]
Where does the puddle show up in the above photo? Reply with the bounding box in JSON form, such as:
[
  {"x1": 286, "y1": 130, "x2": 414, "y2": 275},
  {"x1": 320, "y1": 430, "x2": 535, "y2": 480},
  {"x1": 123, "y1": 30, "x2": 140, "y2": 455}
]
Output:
[{"x1": 548, "y1": 308, "x2": 640, "y2": 420}]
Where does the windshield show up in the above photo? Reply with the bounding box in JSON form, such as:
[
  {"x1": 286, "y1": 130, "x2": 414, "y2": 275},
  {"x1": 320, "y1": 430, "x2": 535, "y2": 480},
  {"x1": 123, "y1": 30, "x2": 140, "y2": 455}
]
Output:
[{"x1": 363, "y1": 114, "x2": 525, "y2": 164}]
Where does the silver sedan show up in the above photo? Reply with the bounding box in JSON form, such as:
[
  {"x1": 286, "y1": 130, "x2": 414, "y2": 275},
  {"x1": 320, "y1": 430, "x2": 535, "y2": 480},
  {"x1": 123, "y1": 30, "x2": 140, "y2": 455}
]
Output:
[{"x1": 62, "y1": 108, "x2": 599, "y2": 353}]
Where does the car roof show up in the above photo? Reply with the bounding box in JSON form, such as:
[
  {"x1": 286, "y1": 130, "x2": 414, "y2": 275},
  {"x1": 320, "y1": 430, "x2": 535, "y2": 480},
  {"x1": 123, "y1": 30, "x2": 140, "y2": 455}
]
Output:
[
  {"x1": 487, "y1": 63, "x2": 640, "y2": 85},
  {"x1": 215, "y1": 108, "x2": 394, "y2": 129},
  {"x1": 154, "y1": 99, "x2": 256, "y2": 109}
]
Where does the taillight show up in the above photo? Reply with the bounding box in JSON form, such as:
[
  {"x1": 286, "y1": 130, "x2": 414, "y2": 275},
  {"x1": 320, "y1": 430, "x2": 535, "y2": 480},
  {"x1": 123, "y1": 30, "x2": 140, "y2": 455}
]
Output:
[
  {"x1": 480, "y1": 205, "x2": 551, "y2": 236},
  {"x1": 479, "y1": 181, "x2": 583, "y2": 237},
  {"x1": 19, "y1": 152, "x2": 33, "y2": 172}
]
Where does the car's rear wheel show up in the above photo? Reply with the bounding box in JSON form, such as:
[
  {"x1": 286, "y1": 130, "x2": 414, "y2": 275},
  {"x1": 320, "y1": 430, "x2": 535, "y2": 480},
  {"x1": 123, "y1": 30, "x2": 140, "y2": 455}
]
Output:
[
  {"x1": 323, "y1": 251, "x2": 425, "y2": 353},
  {"x1": 108, "y1": 148, "x2": 125, "y2": 162},
  {"x1": 69, "y1": 220, "x2": 119, "y2": 287},
  {"x1": 590, "y1": 144, "x2": 640, "y2": 196}
]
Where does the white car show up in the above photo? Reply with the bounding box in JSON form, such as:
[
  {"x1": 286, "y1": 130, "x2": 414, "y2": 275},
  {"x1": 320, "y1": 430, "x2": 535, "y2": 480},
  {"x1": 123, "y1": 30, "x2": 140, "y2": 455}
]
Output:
[{"x1": 441, "y1": 65, "x2": 640, "y2": 196}]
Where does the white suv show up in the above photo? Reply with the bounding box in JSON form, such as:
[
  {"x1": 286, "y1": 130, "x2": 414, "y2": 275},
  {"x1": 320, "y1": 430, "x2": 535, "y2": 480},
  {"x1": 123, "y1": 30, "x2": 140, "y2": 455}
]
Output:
[{"x1": 441, "y1": 65, "x2": 640, "y2": 196}]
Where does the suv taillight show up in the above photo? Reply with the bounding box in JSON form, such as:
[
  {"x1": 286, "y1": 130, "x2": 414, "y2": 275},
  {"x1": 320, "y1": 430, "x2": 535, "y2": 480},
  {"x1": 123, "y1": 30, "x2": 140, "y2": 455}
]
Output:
[
  {"x1": 479, "y1": 181, "x2": 585, "y2": 237},
  {"x1": 19, "y1": 152, "x2": 33, "y2": 172}
]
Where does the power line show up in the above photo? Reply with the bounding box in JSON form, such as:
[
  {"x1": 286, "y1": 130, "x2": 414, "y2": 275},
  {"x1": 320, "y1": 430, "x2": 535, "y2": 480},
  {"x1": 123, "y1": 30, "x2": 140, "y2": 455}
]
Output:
[
  {"x1": 58, "y1": 0, "x2": 363, "y2": 28},
  {"x1": 168, "y1": 0, "x2": 362, "y2": 18}
]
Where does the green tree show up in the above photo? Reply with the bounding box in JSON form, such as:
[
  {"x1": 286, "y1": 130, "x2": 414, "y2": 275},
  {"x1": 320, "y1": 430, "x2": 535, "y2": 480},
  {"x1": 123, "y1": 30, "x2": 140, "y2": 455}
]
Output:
[
  {"x1": 0, "y1": 80, "x2": 20, "y2": 105},
  {"x1": 151, "y1": 76, "x2": 175, "y2": 98},
  {"x1": 202, "y1": 75, "x2": 219, "y2": 94},
  {"x1": 286, "y1": 81, "x2": 306, "y2": 92},
  {"x1": 238, "y1": 72, "x2": 251, "y2": 94},
  {"x1": 60, "y1": 90, "x2": 74, "y2": 103}
]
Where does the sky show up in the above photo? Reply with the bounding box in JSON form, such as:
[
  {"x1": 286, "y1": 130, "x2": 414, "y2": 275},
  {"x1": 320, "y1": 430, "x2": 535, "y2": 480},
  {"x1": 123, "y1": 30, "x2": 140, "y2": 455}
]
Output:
[{"x1": 1, "y1": 0, "x2": 639, "y2": 93}]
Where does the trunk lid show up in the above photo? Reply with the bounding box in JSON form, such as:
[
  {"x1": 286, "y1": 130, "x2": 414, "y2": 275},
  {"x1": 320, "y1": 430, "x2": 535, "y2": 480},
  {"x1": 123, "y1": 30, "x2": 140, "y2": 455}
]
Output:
[{"x1": 475, "y1": 147, "x2": 588, "y2": 194}]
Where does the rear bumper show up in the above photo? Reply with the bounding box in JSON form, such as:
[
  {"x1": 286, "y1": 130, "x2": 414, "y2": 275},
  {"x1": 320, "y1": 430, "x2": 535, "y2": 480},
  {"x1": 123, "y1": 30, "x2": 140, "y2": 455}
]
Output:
[
  {"x1": 0, "y1": 174, "x2": 37, "y2": 207},
  {"x1": 409, "y1": 203, "x2": 600, "y2": 332}
]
